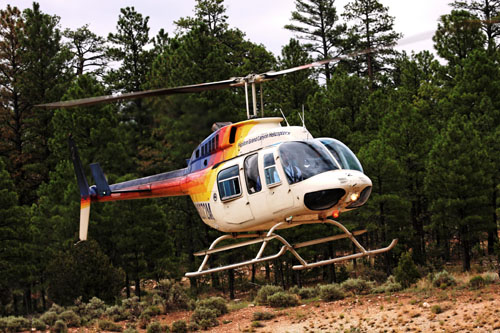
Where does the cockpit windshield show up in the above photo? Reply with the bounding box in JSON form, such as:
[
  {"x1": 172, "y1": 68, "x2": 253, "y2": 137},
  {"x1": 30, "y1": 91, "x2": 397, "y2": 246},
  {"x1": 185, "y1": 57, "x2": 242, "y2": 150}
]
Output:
[
  {"x1": 279, "y1": 141, "x2": 338, "y2": 184},
  {"x1": 319, "y1": 138, "x2": 363, "y2": 173}
]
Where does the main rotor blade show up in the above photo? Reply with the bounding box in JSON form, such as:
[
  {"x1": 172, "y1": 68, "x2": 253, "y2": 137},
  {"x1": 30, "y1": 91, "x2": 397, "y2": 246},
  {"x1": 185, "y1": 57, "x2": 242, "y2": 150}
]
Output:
[
  {"x1": 262, "y1": 30, "x2": 434, "y2": 79},
  {"x1": 36, "y1": 78, "x2": 240, "y2": 109}
]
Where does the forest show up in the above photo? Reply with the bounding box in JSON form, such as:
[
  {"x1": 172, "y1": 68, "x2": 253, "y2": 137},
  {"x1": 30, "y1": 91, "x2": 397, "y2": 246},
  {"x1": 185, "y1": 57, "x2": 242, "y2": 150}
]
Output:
[{"x1": 0, "y1": 0, "x2": 499, "y2": 318}]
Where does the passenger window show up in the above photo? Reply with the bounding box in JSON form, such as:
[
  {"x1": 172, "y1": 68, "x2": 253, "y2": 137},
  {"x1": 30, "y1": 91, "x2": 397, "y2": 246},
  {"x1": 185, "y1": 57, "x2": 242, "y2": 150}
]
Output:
[
  {"x1": 217, "y1": 165, "x2": 242, "y2": 201},
  {"x1": 244, "y1": 154, "x2": 261, "y2": 194},
  {"x1": 264, "y1": 153, "x2": 281, "y2": 186}
]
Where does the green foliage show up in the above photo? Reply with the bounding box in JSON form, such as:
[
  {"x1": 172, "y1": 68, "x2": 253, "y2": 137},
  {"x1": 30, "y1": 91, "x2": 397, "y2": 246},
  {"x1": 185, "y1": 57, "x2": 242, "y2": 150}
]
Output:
[
  {"x1": 157, "y1": 279, "x2": 191, "y2": 310},
  {"x1": 146, "y1": 321, "x2": 163, "y2": 333},
  {"x1": 394, "y1": 252, "x2": 421, "y2": 288},
  {"x1": 431, "y1": 270, "x2": 456, "y2": 289},
  {"x1": 191, "y1": 307, "x2": 218, "y2": 329},
  {"x1": 74, "y1": 296, "x2": 107, "y2": 324},
  {"x1": 46, "y1": 240, "x2": 125, "y2": 305},
  {"x1": 267, "y1": 292, "x2": 299, "y2": 308},
  {"x1": 32, "y1": 319, "x2": 46, "y2": 331},
  {"x1": 195, "y1": 297, "x2": 227, "y2": 316},
  {"x1": 98, "y1": 319, "x2": 123, "y2": 332},
  {"x1": 170, "y1": 320, "x2": 187, "y2": 333},
  {"x1": 0, "y1": 316, "x2": 30, "y2": 333},
  {"x1": 468, "y1": 275, "x2": 485, "y2": 290},
  {"x1": 255, "y1": 285, "x2": 284, "y2": 305},
  {"x1": 319, "y1": 284, "x2": 345, "y2": 301},
  {"x1": 340, "y1": 278, "x2": 374, "y2": 295},
  {"x1": 58, "y1": 310, "x2": 81, "y2": 327},
  {"x1": 123, "y1": 327, "x2": 139, "y2": 333},
  {"x1": 430, "y1": 304, "x2": 443, "y2": 314},
  {"x1": 253, "y1": 311, "x2": 276, "y2": 321},
  {"x1": 372, "y1": 276, "x2": 403, "y2": 294},
  {"x1": 295, "y1": 287, "x2": 319, "y2": 299},
  {"x1": 40, "y1": 311, "x2": 59, "y2": 326},
  {"x1": 51, "y1": 320, "x2": 68, "y2": 333}
]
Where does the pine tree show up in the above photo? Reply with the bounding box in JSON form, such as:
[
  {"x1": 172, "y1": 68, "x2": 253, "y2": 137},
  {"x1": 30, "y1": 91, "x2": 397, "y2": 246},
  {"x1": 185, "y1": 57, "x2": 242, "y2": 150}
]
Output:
[
  {"x1": 451, "y1": 0, "x2": 500, "y2": 52},
  {"x1": 342, "y1": 0, "x2": 401, "y2": 84},
  {"x1": 425, "y1": 114, "x2": 490, "y2": 271},
  {"x1": 285, "y1": 0, "x2": 346, "y2": 81},
  {"x1": 63, "y1": 25, "x2": 108, "y2": 76},
  {"x1": 433, "y1": 10, "x2": 485, "y2": 70}
]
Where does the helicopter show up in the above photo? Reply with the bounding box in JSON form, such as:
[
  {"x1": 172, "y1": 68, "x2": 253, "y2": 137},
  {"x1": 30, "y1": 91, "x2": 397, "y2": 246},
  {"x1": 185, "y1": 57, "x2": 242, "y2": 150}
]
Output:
[{"x1": 39, "y1": 49, "x2": 398, "y2": 277}]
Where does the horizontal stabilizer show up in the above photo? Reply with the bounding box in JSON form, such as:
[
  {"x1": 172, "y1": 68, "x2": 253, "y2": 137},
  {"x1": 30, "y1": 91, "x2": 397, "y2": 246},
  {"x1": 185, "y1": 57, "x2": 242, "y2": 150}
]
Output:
[{"x1": 90, "y1": 163, "x2": 111, "y2": 196}]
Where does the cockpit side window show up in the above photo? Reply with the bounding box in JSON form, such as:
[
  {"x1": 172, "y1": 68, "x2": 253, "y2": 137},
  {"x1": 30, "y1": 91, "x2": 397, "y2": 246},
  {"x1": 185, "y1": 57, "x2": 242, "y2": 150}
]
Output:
[
  {"x1": 263, "y1": 153, "x2": 281, "y2": 186},
  {"x1": 244, "y1": 154, "x2": 261, "y2": 194},
  {"x1": 217, "y1": 165, "x2": 242, "y2": 201},
  {"x1": 279, "y1": 141, "x2": 338, "y2": 184},
  {"x1": 319, "y1": 139, "x2": 363, "y2": 172}
]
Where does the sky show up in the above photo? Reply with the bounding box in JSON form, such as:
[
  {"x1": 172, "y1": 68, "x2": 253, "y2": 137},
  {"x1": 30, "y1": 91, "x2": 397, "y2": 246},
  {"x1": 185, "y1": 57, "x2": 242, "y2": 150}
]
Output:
[{"x1": 6, "y1": 0, "x2": 452, "y2": 57}]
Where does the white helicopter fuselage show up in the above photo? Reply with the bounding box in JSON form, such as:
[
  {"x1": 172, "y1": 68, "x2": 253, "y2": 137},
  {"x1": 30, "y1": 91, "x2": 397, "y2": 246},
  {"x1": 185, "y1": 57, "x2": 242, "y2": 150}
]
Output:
[{"x1": 191, "y1": 120, "x2": 372, "y2": 233}]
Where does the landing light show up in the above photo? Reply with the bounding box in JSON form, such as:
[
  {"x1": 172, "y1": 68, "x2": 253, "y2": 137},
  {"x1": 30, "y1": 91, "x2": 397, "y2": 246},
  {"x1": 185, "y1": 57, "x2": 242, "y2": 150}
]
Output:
[
  {"x1": 350, "y1": 193, "x2": 359, "y2": 202},
  {"x1": 332, "y1": 210, "x2": 340, "y2": 218}
]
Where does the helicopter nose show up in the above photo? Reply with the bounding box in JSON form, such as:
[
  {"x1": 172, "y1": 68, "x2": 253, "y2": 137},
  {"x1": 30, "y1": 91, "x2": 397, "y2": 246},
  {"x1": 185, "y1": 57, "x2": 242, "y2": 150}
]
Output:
[{"x1": 304, "y1": 188, "x2": 346, "y2": 210}]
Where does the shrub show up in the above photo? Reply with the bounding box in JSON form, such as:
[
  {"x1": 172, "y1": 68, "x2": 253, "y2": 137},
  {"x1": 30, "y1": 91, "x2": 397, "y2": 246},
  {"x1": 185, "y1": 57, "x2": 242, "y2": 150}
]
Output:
[
  {"x1": 40, "y1": 311, "x2": 59, "y2": 327},
  {"x1": 253, "y1": 311, "x2": 276, "y2": 321},
  {"x1": 319, "y1": 284, "x2": 345, "y2": 301},
  {"x1": 372, "y1": 275, "x2": 403, "y2": 294},
  {"x1": 191, "y1": 307, "x2": 218, "y2": 329},
  {"x1": 251, "y1": 321, "x2": 265, "y2": 328},
  {"x1": 51, "y1": 320, "x2": 67, "y2": 333},
  {"x1": 432, "y1": 270, "x2": 456, "y2": 289},
  {"x1": 121, "y1": 297, "x2": 143, "y2": 319},
  {"x1": 255, "y1": 285, "x2": 283, "y2": 305},
  {"x1": 195, "y1": 297, "x2": 228, "y2": 316},
  {"x1": 98, "y1": 319, "x2": 123, "y2": 332},
  {"x1": 171, "y1": 320, "x2": 188, "y2": 333},
  {"x1": 143, "y1": 305, "x2": 162, "y2": 317},
  {"x1": 186, "y1": 322, "x2": 198, "y2": 331},
  {"x1": 59, "y1": 310, "x2": 81, "y2": 327},
  {"x1": 394, "y1": 252, "x2": 421, "y2": 288},
  {"x1": 468, "y1": 275, "x2": 485, "y2": 290},
  {"x1": 267, "y1": 292, "x2": 299, "y2": 308},
  {"x1": 48, "y1": 304, "x2": 65, "y2": 315},
  {"x1": 32, "y1": 318, "x2": 47, "y2": 331},
  {"x1": 2, "y1": 316, "x2": 30, "y2": 333},
  {"x1": 105, "y1": 305, "x2": 129, "y2": 322},
  {"x1": 85, "y1": 297, "x2": 107, "y2": 319},
  {"x1": 123, "y1": 327, "x2": 138, "y2": 333},
  {"x1": 146, "y1": 321, "x2": 162, "y2": 333},
  {"x1": 340, "y1": 278, "x2": 374, "y2": 295},
  {"x1": 157, "y1": 279, "x2": 190, "y2": 310},
  {"x1": 431, "y1": 304, "x2": 443, "y2": 314},
  {"x1": 138, "y1": 313, "x2": 151, "y2": 329},
  {"x1": 296, "y1": 287, "x2": 318, "y2": 299}
]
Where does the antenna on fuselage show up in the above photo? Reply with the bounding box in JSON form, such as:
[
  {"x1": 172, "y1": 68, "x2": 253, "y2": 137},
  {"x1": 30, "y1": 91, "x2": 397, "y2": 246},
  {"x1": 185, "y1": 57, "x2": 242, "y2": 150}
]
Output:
[
  {"x1": 280, "y1": 109, "x2": 290, "y2": 127},
  {"x1": 298, "y1": 105, "x2": 306, "y2": 127}
]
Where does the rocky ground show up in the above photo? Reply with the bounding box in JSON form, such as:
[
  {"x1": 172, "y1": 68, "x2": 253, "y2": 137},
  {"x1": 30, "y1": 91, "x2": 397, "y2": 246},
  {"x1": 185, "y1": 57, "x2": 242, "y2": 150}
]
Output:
[{"x1": 145, "y1": 276, "x2": 500, "y2": 332}]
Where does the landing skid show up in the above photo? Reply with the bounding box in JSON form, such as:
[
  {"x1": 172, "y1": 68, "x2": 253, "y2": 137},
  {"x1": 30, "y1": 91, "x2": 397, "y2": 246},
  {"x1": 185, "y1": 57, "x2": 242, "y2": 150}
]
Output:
[{"x1": 185, "y1": 218, "x2": 397, "y2": 277}]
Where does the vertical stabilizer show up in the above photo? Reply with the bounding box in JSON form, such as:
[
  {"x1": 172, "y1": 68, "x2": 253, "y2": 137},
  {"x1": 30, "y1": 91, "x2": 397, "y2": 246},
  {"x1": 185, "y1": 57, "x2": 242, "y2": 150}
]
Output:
[{"x1": 68, "y1": 135, "x2": 91, "y2": 242}]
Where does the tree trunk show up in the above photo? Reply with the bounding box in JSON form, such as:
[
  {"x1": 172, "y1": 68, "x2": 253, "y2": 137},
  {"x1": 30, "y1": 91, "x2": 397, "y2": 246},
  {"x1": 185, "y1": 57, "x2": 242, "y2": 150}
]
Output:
[{"x1": 228, "y1": 269, "x2": 235, "y2": 300}]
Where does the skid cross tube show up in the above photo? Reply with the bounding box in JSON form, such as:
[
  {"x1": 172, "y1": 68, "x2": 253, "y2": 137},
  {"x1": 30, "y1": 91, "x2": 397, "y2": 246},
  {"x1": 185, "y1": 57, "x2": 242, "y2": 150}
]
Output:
[{"x1": 184, "y1": 218, "x2": 397, "y2": 277}]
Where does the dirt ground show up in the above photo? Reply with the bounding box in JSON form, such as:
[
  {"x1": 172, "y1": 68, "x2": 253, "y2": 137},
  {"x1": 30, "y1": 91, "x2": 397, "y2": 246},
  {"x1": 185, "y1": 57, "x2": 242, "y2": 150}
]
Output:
[{"x1": 152, "y1": 281, "x2": 500, "y2": 333}]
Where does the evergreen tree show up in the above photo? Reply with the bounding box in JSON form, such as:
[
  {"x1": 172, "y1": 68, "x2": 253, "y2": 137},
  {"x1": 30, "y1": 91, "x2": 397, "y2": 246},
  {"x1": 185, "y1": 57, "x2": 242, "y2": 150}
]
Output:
[
  {"x1": 433, "y1": 10, "x2": 485, "y2": 70},
  {"x1": 63, "y1": 25, "x2": 108, "y2": 76},
  {"x1": 0, "y1": 159, "x2": 30, "y2": 315},
  {"x1": 425, "y1": 114, "x2": 490, "y2": 271},
  {"x1": 451, "y1": 0, "x2": 500, "y2": 52},
  {"x1": 285, "y1": 0, "x2": 346, "y2": 81},
  {"x1": 16, "y1": 2, "x2": 72, "y2": 204},
  {"x1": 342, "y1": 0, "x2": 401, "y2": 83}
]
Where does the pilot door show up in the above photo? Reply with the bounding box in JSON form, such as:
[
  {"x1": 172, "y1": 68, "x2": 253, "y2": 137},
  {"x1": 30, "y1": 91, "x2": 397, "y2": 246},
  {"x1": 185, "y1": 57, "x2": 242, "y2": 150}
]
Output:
[{"x1": 244, "y1": 151, "x2": 294, "y2": 222}]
